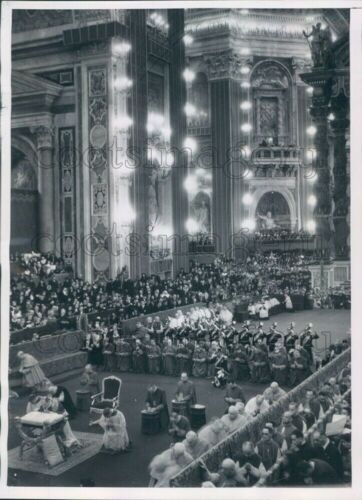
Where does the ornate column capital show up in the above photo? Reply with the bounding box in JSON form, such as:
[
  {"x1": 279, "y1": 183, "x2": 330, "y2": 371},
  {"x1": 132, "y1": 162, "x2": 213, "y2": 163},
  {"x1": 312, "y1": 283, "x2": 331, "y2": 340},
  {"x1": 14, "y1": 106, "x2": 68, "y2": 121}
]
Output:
[
  {"x1": 204, "y1": 51, "x2": 252, "y2": 81},
  {"x1": 30, "y1": 125, "x2": 55, "y2": 150}
]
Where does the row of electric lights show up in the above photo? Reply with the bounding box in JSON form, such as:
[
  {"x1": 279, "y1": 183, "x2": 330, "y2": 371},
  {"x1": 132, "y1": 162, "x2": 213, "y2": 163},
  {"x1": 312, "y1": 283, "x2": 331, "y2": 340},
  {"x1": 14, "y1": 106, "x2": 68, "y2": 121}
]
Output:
[{"x1": 149, "y1": 12, "x2": 169, "y2": 30}]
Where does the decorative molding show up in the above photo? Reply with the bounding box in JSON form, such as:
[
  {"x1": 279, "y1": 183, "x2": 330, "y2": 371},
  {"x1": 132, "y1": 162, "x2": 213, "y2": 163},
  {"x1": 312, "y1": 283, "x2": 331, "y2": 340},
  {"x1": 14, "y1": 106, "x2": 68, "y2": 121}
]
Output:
[
  {"x1": 12, "y1": 10, "x2": 73, "y2": 33},
  {"x1": 204, "y1": 52, "x2": 252, "y2": 80},
  {"x1": 59, "y1": 127, "x2": 76, "y2": 266},
  {"x1": 30, "y1": 125, "x2": 55, "y2": 150}
]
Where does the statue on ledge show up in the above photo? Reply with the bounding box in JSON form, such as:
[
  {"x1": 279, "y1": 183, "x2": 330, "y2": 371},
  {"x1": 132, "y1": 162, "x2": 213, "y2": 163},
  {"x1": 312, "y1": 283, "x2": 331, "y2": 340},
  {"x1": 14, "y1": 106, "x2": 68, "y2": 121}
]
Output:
[
  {"x1": 303, "y1": 23, "x2": 335, "y2": 69},
  {"x1": 257, "y1": 211, "x2": 278, "y2": 230}
]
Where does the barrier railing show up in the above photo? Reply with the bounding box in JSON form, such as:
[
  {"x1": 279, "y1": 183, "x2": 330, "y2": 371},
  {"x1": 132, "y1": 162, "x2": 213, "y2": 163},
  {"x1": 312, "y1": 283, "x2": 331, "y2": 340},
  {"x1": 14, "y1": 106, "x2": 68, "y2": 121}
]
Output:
[{"x1": 170, "y1": 348, "x2": 351, "y2": 487}]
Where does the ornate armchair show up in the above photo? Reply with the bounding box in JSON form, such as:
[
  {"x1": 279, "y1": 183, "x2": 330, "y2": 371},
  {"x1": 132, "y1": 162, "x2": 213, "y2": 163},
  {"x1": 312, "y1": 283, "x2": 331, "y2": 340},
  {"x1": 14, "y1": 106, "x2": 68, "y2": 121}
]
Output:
[{"x1": 89, "y1": 376, "x2": 122, "y2": 421}]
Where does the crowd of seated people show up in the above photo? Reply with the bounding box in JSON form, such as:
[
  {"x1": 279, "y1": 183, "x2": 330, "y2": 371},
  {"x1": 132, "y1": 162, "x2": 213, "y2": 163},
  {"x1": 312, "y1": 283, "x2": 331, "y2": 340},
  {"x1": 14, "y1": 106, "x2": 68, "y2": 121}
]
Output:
[
  {"x1": 311, "y1": 286, "x2": 351, "y2": 310},
  {"x1": 253, "y1": 229, "x2": 313, "y2": 242},
  {"x1": 10, "y1": 252, "x2": 313, "y2": 333},
  {"x1": 10, "y1": 252, "x2": 72, "y2": 277},
  {"x1": 148, "y1": 364, "x2": 351, "y2": 487}
]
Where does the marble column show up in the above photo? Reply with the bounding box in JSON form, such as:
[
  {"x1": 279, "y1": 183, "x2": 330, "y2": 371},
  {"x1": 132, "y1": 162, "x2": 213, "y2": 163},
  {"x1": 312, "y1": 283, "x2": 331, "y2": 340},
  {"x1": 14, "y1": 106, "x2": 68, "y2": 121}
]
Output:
[
  {"x1": 128, "y1": 10, "x2": 150, "y2": 278},
  {"x1": 330, "y1": 74, "x2": 350, "y2": 260},
  {"x1": 208, "y1": 54, "x2": 244, "y2": 256},
  {"x1": 31, "y1": 125, "x2": 55, "y2": 253},
  {"x1": 168, "y1": 9, "x2": 189, "y2": 274},
  {"x1": 300, "y1": 70, "x2": 333, "y2": 257}
]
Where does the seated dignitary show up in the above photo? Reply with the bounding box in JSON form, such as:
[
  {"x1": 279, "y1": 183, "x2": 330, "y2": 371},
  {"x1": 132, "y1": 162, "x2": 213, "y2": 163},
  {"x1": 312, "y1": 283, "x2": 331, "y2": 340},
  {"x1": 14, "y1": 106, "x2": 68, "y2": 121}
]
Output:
[
  {"x1": 198, "y1": 417, "x2": 228, "y2": 448},
  {"x1": 145, "y1": 383, "x2": 169, "y2": 429},
  {"x1": 203, "y1": 458, "x2": 248, "y2": 487},
  {"x1": 245, "y1": 394, "x2": 269, "y2": 417},
  {"x1": 148, "y1": 443, "x2": 193, "y2": 487},
  {"x1": 182, "y1": 430, "x2": 210, "y2": 459},
  {"x1": 233, "y1": 441, "x2": 266, "y2": 486},
  {"x1": 175, "y1": 372, "x2": 196, "y2": 411},
  {"x1": 221, "y1": 405, "x2": 245, "y2": 434},
  {"x1": 168, "y1": 410, "x2": 191, "y2": 442},
  {"x1": 224, "y1": 379, "x2": 246, "y2": 410}
]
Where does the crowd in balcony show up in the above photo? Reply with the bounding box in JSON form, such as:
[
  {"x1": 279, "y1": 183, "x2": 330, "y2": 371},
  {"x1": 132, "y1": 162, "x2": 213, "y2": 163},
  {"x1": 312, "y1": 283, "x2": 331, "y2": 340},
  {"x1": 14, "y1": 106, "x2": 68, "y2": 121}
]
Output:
[
  {"x1": 252, "y1": 228, "x2": 313, "y2": 242},
  {"x1": 10, "y1": 251, "x2": 314, "y2": 334}
]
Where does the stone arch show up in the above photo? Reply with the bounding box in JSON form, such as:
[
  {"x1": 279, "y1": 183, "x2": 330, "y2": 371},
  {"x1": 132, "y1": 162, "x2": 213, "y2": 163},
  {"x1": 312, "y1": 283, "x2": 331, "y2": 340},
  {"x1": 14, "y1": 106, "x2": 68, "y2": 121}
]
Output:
[
  {"x1": 250, "y1": 187, "x2": 297, "y2": 230},
  {"x1": 11, "y1": 134, "x2": 39, "y2": 252}
]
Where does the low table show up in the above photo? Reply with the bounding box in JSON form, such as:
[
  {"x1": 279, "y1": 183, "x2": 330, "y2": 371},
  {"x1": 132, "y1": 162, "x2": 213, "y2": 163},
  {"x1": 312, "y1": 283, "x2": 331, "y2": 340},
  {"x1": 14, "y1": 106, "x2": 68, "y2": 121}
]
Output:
[{"x1": 141, "y1": 410, "x2": 161, "y2": 435}]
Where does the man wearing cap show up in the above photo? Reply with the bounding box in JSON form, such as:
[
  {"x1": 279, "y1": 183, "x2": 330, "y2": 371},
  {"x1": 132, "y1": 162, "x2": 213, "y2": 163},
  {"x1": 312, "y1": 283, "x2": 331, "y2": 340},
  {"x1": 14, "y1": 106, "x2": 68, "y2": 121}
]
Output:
[
  {"x1": 266, "y1": 322, "x2": 282, "y2": 352},
  {"x1": 284, "y1": 322, "x2": 298, "y2": 351}
]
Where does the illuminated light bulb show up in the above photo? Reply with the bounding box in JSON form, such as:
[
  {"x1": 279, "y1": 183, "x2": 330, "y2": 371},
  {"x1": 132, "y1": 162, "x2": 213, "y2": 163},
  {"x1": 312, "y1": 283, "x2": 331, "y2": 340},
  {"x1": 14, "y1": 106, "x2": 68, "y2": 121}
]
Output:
[
  {"x1": 241, "y1": 81, "x2": 251, "y2": 89},
  {"x1": 244, "y1": 169, "x2": 253, "y2": 179},
  {"x1": 183, "y1": 68, "x2": 195, "y2": 82},
  {"x1": 161, "y1": 126, "x2": 172, "y2": 140},
  {"x1": 308, "y1": 195, "x2": 317, "y2": 207},
  {"x1": 306, "y1": 125, "x2": 317, "y2": 136},
  {"x1": 240, "y1": 66, "x2": 250, "y2": 75},
  {"x1": 165, "y1": 151, "x2": 175, "y2": 168},
  {"x1": 183, "y1": 136, "x2": 198, "y2": 152},
  {"x1": 115, "y1": 77, "x2": 133, "y2": 91},
  {"x1": 240, "y1": 9, "x2": 249, "y2": 15},
  {"x1": 240, "y1": 101, "x2": 252, "y2": 111},
  {"x1": 195, "y1": 168, "x2": 206, "y2": 177},
  {"x1": 307, "y1": 170, "x2": 318, "y2": 183},
  {"x1": 240, "y1": 47, "x2": 250, "y2": 55},
  {"x1": 332, "y1": 33, "x2": 337, "y2": 42},
  {"x1": 241, "y1": 123, "x2": 252, "y2": 133},
  {"x1": 119, "y1": 203, "x2": 136, "y2": 223},
  {"x1": 306, "y1": 86, "x2": 313, "y2": 95},
  {"x1": 183, "y1": 34, "x2": 194, "y2": 45},
  {"x1": 185, "y1": 217, "x2": 199, "y2": 234},
  {"x1": 242, "y1": 192, "x2": 253, "y2": 205},
  {"x1": 328, "y1": 113, "x2": 335, "y2": 121},
  {"x1": 183, "y1": 175, "x2": 198, "y2": 194},
  {"x1": 115, "y1": 115, "x2": 133, "y2": 130},
  {"x1": 242, "y1": 218, "x2": 256, "y2": 231},
  {"x1": 184, "y1": 103, "x2": 197, "y2": 116},
  {"x1": 306, "y1": 148, "x2": 317, "y2": 161},
  {"x1": 241, "y1": 145, "x2": 251, "y2": 158},
  {"x1": 114, "y1": 41, "x2": 131, "y2": 55},
  {"x1": 306, "y1": 220, "x2": 316, "y2": 233}
]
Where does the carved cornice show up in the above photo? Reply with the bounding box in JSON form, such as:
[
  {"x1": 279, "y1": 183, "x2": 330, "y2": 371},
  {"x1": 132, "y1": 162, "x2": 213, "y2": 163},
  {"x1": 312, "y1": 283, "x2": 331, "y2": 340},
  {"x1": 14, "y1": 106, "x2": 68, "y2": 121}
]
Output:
[{"x1": 204, "y1": 52, "x2": 252, "y2": 80}]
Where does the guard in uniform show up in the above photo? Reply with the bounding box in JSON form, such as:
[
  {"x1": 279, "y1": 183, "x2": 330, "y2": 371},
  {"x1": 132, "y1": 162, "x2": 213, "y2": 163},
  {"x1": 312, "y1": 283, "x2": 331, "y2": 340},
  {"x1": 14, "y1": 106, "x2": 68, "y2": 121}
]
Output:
[{"x1": 266, "y1": 322, "x2": 283, "y2": 353}]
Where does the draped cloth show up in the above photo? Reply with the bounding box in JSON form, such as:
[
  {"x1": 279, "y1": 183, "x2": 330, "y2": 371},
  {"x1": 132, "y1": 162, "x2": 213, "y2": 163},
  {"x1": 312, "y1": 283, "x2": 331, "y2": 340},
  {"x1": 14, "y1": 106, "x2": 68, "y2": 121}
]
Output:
[
  {"x1": 99, "y1": 410, "x2": 129, "y2": 452},
  {"x1": 19, "y1": 354, "x2": 48, "y2": 388},
  {"x1": 53, "y1": 385, "x2": 77, "y2": 419}
]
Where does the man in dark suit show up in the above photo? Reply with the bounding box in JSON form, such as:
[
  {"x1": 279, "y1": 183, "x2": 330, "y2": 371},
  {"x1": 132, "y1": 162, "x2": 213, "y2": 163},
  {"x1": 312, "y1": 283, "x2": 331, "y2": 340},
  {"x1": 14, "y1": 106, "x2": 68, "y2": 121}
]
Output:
[
  {"x1": 145, "y1": 383, "x2": 169, "y2": 429},
  {"x1": 310, "y1": 431, "x2": 344, "y2": 479},
  {"x1": 296, "y1": 458, "x2": 340, "y2": 485}
]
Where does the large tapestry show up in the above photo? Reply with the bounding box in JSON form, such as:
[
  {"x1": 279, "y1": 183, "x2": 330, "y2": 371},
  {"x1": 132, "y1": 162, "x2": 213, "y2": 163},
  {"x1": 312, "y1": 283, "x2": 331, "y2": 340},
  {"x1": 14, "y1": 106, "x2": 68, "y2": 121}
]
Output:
[{"x1": 259, "y1": 97, "x2": 279, "y2": 138}]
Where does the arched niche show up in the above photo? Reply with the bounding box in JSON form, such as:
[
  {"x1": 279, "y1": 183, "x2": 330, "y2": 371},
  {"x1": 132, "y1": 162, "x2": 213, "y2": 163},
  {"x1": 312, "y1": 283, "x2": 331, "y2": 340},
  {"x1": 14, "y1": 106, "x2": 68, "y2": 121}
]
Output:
[
  {"x1": 187, "y1": 72, "x2": 210, "y2": 128},
  {"x1": 11, "y1": 143, "x2": 39, "y2": 252},
  {"x1": 250, "y1": 187, "x2": 297, "y2": 230},
  {"x1": 250, "y1": 60, "x2": 293, "y2": 146}
]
